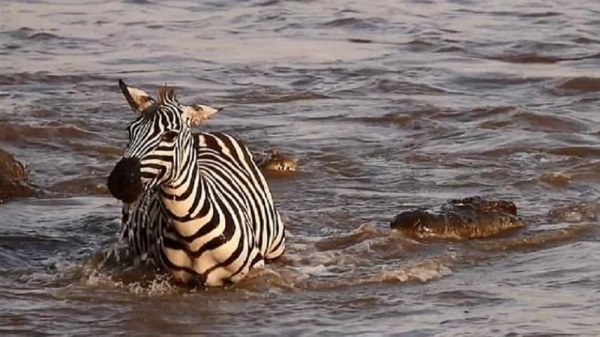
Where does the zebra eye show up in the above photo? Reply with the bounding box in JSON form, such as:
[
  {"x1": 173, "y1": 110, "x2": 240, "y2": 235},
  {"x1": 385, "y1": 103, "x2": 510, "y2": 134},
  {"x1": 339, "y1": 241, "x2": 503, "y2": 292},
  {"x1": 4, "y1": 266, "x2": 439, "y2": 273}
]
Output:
[{"x1": 161, "y1": 131, "x2": 178, "y2": 142}]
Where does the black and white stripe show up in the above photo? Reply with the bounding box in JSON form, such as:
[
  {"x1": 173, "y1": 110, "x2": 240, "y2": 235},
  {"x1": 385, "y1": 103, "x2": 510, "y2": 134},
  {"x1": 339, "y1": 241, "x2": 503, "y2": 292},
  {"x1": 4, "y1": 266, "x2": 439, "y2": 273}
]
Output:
[{"x1": 112, "y1": 83, "x2": 285, "y2": 286}]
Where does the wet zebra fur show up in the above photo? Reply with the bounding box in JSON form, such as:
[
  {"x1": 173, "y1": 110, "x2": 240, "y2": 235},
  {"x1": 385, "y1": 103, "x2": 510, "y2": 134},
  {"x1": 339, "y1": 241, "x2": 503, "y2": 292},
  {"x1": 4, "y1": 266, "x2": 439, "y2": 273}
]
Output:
[{"x1": 107, "y1": 80, "x2": 285, "y2": 286}]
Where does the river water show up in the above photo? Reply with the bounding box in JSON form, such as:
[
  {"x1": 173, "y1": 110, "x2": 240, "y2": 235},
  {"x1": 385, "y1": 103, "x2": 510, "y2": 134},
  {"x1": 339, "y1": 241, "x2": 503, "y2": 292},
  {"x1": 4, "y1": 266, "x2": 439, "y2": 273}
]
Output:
[{"x1": 1, "y1": 0, "x2": 600, "y2": 336}]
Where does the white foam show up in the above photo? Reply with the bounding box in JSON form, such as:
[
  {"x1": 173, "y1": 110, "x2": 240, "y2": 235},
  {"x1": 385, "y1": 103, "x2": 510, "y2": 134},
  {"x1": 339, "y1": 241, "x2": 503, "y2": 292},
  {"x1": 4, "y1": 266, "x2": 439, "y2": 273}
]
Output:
[
  {"x1": 52, "y1": 221, "x2": 453, "y2": 293},
  {"x1": 237, "y1": 223, "x2": 455, "y2": 290}
]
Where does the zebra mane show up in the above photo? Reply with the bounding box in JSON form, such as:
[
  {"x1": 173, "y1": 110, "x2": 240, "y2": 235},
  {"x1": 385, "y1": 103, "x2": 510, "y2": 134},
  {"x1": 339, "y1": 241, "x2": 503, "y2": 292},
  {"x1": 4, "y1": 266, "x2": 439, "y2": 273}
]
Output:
[
  {"x1": 139, "y1": 103, "x2": 161, "y2": 120},
  {"x1": 158, "y1": 85, "x2": 177, "y2": 104},
  {"x1": 136, "y1": 86, "x2": 178, "y2": 121}
]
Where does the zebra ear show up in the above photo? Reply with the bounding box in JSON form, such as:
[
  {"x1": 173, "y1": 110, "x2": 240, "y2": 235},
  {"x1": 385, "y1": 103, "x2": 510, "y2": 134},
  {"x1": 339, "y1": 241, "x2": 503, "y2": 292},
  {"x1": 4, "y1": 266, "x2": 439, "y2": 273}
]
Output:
[
  {"x1": 118, "y1": 79, "x2": 156, "y2": 113},
  {"x1": 183, "y1": 104, "x2": 223, "y2": 125}
]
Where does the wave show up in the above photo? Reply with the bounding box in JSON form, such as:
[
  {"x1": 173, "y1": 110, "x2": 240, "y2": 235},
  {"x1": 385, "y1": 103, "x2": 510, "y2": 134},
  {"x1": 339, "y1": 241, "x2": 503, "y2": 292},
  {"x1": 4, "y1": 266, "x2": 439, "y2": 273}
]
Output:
[
  {"x1": 0, "y1": 121, "x2": 101, "y2": 141},
  {"x1": 8, "y1": 211, "x2": 595, "y2": 296},
  {"x1": 321, "y1": 17, "x2": 386, "y2": 30},
  {"x1": 347, "y1": 38, "x2": 373, "y2": 44},
  {"x1": 346, "y1": 105, "x2": 588, "y2": 135},
  {"x1": 7, "y1": 27, "x2": 63, "y2": 41},
  {"x1": 68, "y1": 213, "x2": 597, "y2": 294},
  {"x1": 374, "y1": 78, "x2": 446, "y2": 95},
  {"x1": 0, "y1": 72, "x2": 108, "y2": 86},
  {"x1": 465, "y1": 223, "x2": 596, "y2": 253},
  {"x1": 550, "y1": 77, "x2": 600, "y2": 96},
  {"x1": 480, "y1": 109, "x2": 589, "y2": 133},
  {"x1": 60, "y1": 223, "x2": 452, "y2": 294},
  {"x1": 220, "y1": 89, "x2": 330, "y2": 104},
  {"x1": 549, "y1": 202, "x2": 599, "y2": 223},
  {"x1": 477, "y1": 38, "x2": 599, "y2": 64},
  {"x1": 546, "y1": 146, "x2": 600, "y2": 158},
  {"x1": 48, "y1": 177, "x2": 109, "y2": 197}
]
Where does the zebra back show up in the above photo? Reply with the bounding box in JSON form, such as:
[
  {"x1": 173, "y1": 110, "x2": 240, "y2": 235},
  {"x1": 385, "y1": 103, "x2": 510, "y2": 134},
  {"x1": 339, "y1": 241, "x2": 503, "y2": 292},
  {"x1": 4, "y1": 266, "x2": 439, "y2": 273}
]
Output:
[
  {"x1": 194, "y1": 132, "x2": 285, "y2": 259},
  {"x1": 120, "y1": 131, "x2": 285, "y2": 286}
]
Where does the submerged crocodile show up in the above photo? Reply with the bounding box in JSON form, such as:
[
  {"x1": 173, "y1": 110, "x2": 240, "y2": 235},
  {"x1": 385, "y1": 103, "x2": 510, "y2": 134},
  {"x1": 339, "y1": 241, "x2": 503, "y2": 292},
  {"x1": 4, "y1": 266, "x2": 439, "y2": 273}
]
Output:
[
  {"x1": 253, "y1": 149, "x2": 298, "y2": 173},
  {"x1": 390, "y1": 196, "x2": 524, "y2": 239},
  {"x1": 0, "y1": 148, "x2": 36, "y2": 202}
]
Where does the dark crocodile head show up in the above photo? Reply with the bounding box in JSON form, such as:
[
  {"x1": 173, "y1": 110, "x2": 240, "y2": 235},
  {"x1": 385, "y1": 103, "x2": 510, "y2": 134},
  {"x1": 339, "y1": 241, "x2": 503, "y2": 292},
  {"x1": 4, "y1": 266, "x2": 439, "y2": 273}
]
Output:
[{"x1": 390, "y1": 196, "x2": 524, "y2": 239}]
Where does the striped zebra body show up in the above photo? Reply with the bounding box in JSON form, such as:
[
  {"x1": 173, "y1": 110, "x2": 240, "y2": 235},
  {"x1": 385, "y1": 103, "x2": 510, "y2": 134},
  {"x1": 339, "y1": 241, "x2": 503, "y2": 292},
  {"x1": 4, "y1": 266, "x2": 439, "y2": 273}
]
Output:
[{"x1": 109, "y1": 81, "x2": 285, "y2": 286}]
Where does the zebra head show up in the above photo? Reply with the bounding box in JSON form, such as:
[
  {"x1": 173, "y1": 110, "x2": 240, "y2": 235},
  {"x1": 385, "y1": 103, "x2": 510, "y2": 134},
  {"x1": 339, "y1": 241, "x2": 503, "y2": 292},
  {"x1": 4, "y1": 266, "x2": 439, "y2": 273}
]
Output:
[{"x1": 107, "y1": 79, "x2": 221, "y2": 204}]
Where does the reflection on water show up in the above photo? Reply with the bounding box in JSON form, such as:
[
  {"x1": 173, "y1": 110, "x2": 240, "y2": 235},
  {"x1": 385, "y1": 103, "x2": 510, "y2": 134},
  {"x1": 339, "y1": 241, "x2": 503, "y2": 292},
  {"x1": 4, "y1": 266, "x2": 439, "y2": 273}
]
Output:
[{"x1": 1, "y1": 0, "x2": 599, "y2": 335}]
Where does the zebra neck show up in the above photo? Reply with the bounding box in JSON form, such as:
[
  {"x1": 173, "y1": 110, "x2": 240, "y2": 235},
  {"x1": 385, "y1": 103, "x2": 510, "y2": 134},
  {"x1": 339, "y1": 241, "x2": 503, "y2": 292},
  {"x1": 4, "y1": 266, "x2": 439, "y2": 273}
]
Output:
[{"x1": 158, "y1": 147, "x2": 206, "y2": 220}]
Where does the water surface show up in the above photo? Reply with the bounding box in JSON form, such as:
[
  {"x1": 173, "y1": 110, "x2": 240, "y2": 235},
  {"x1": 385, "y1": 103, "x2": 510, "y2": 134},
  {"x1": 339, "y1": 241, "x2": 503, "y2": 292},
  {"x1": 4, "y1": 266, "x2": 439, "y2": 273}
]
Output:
[{"x1": 1, "y1": 0, "x2": 600, "y2": 335}]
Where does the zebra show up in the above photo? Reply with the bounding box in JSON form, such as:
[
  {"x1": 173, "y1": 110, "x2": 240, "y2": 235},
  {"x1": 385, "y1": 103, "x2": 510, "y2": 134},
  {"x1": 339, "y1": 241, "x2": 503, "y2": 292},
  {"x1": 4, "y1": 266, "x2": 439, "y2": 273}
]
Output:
[{"x1": 107, "y1": 79, "x2": 286, "y2": 286}]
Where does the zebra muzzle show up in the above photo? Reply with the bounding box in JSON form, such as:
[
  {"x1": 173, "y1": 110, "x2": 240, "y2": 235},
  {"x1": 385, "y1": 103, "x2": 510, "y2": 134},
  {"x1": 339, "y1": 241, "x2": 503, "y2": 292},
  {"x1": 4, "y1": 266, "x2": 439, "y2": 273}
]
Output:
[{"x1": 107, "y1": 157, "x2": 143, "y2": 204}]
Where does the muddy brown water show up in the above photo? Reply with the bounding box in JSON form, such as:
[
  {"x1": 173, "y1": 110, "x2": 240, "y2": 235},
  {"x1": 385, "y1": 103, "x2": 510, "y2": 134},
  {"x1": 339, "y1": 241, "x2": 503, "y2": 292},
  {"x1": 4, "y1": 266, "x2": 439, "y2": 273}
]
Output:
[{"x1": 1, "y1": 0, "x2": 600, "y2": 336}]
